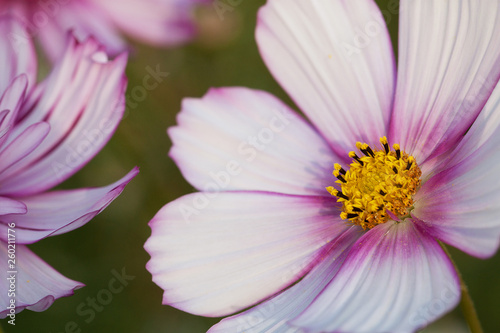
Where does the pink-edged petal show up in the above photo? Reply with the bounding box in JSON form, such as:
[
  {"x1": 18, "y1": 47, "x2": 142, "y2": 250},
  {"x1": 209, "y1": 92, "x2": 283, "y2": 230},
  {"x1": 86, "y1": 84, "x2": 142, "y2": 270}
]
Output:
[
  {"x1": 390, "y1": 0, "x2": 500, "y2": 166},
  {"x1": 0, "y1": 167, "x2": 138, "y2": 245},
  {"x1": 401, "y1": 57, "x2": 500, "y2": 259},
  {"x1": 14, "y1": 34, "x2": 126, "y2": 147},
  {"x1": 256, "y1": 0, "x2": 395, "y2": 155},
  {"x1": 433, "y1": 77, "x2": 500, "y2": 173},
  {"x1": 89, "y1": 0, "x2": 202, "y2": 46},
  {"x1": 0, "y1": 243, "x2": 83, "y2": 318},
  {"x1": 170, "y1": 87, "x2": 338, "y2": 197},
  {"x1": 0, "y1": 122, "x2": 50, "y2": 174},
  {"x1": 0, "y1": 15, "x2": 37, "y2": 93},
  {"x1": 208, "y1": 226, "x2": 361, "y2": 333},
  {"x1": 415, "y1": 137, "x2": 500, "y2": 258},
  {"x1": 0, "y1": 196, "x2": 26, "y2": 215},
  {"x1": 291, "y1": 220, "x2": 460, "y2": 333},
  {"x1": 145, "y1": 192, "x2": 350, "y2": 317},
  {"x1": 0, "y1": 75, "x2": 28, "y2": 148},
  {"x1": 0, "y1": 35, "x2": 128, "y2": 196}
]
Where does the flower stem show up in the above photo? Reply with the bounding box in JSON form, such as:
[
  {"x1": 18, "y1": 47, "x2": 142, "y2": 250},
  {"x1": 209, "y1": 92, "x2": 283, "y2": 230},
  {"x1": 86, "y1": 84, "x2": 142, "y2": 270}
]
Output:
[{"x1": 439, "y1": 242, "x2": 483, "y2": 333}]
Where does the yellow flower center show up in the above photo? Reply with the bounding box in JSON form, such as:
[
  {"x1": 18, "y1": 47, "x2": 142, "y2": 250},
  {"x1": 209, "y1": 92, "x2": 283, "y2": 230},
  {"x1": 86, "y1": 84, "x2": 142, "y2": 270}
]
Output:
[{"x1": 327, "y1": 137, "x2": 422, "y2": 230}]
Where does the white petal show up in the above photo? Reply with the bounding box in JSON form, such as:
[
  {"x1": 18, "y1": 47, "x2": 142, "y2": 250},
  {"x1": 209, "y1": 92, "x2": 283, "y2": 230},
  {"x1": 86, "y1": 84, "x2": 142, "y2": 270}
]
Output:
[
  {"x1": 208, "y1": 226, "x2": 361, "y2": 333},
  {"x1": 0, "y1": 243, "x2": 83, "y2": 318},
  {"x1": 256, "y1": 0, "x2": 395, "y2": 155},
  {"x1": 145, "y1": 192, "x2": 349, "y2": 317},
  {"x1": 411, "y1": 48, "x2": 500, "y2": 258},
  {"x1": 292, "y1": 220, "x2": 460, "y2": 333},
  {"x1": 170, "y1": 87, "x2": 338, "y2": 197},
  {"x1": 0, "y1": 168, "x2": 138, "y2": 244},
  {"x1": 415, "y1": 141, "x2": 500, "y2": 258},
  {"x1": 390, "y1": 0, "x2": 500, "y2": 166},
  {"x1": 434, "y1": 77, "x2": 500, "y2": 171}
]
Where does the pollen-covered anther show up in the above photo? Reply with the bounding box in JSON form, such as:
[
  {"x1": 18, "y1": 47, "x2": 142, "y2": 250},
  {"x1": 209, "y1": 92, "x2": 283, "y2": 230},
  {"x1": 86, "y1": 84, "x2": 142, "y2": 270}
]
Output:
[{"x1": 327, "y1": 137, "x2": 422, "y2": 230}]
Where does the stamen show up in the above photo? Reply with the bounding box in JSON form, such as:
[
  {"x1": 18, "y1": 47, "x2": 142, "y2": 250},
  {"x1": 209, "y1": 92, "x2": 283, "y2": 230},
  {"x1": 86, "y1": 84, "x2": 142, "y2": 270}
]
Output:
[
  {"x1": 348, "y1": 151, "x2": 364, "y2": 166},
  {"x1": 364, "y1": 145, "x2": 375, "y2": 158},
  {"x1": 327, "y1": 187, "x2": 349, "y2": 200},
  {"x1": 393, "y1": 143, "x2": 401, "y2": 160},
  {"x1": 328, "y1": 137, "x2": 422, "y2": 230},
  {"x1": 380, "y1": 136, "x2": 390, "y2": 154},
  {"x1": 406, "y1": 156, "x2": 415, "y2": 170},
  {"x1": 356, "y1": 142, "x2": 370, "y2": 157},
  {"x1": 357, "y1": 142, "x2": 375, "y2": 158},
  {"x1": 337, "y1": 192, "x2": 349, "y2": 200},
  {"x1": 334, "y1": 163, "x2": 347, "y2": 175},
  {"x1": 333, "y1": 170, "x2": 346, "y2": 183}
]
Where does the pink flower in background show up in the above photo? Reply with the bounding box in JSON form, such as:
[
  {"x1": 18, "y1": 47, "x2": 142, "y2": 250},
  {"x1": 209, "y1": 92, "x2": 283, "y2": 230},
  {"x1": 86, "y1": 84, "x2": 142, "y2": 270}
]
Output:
[
  {"x1": 0, "y1": 16, "x2": 138, "y2": 317},
  {"x1": 145, "y1": 0, "x2": 500, "y2": 332},
  {"x1": 0, "y1": 0, "x2": 207, "y2": 61}
]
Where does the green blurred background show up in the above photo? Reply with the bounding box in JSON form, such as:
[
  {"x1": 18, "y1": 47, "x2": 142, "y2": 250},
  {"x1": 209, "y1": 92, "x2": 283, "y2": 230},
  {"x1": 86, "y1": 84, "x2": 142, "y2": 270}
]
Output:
[{"x1": 4, "y1": 1, "x2": 500, "y2": 332}]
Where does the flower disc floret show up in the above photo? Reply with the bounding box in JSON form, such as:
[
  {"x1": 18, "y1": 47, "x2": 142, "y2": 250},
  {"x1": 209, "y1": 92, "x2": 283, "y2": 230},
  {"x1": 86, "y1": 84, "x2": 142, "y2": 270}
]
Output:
[{"x1": 327, "y1": 137, "x2": 422, "y2": 230}]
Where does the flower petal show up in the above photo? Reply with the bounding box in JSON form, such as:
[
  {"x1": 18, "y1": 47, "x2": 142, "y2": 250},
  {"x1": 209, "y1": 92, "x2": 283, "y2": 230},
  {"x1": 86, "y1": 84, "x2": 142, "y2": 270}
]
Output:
[
  {"x1": 0, "y1": 168, "x2": 138, "y2": 245},
  {"x1": 0, "y1": 243, "x2": 84, "y2": 318},
  {"x1": 89, "y1": 0, "x2": 203, "y2": 46},
  {"x1": 35, "y1": 1, "x2": 126, "y2": 61},
  {"x1": 415, "y1": 137, "x2": 500, "y2": 258},
  {"x1": 412, "y1": 69, "x2": 500, "y2": 258},
  {"x1": 145, "y1": 192, "x2": 350, "y2": 317},
  {"x1": 434, "y1": 76, "x2": 500, "y2": 172},
  {"x1": 0, "y1": 196, "x2": 26, "y2": 215},
  {"x1": 208, "y1": 226, "x2": 360, "y2": 333},
  {"x1": 0, "y1": 16, "x2": 37, "y2": 93},
  {"x1": 291, "y1": 220, "x2": 460, "y2": 333},
  {"x1": 169, "y1": 87, "x2": 338, "y2": 197},
  {"x1": 0, "y1": 35, "x2": 128, "y2": 196},
  {"x1": 256, "y1": 0, "x2": 395, "y2": 155},
  {"x1": 390, "y1": 0, "x2": 500, "y2": 165},
  {"x1": 0, "y1": 74, "x2": 28, "y2": 148},
  {"x1": 0, "y1": 122, "x2": 50, "y2": 174}
]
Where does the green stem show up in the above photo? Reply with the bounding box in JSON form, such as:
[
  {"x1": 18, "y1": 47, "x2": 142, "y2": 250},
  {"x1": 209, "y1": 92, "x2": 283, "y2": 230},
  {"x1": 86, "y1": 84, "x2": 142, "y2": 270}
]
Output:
[{"x1": 439, "y1": 242, "x2": 483, "y2": 333}]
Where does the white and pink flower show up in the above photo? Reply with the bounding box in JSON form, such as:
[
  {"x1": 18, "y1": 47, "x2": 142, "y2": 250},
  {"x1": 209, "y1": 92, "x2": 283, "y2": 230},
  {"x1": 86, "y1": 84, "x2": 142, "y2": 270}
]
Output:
[
  {"x1": 0, "y1": 0, "x2": 207, "y2": 61},
  {"x1": 0, "y1": 16, "x2": 138, "y2": 317},
  {"x1": 145, "y1": 0, "x2": 500, "y2": 332}
]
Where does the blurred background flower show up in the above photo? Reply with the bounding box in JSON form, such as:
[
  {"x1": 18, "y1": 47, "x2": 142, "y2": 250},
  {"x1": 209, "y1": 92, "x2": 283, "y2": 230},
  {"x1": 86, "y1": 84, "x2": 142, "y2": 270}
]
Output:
[
  {"x1": 4, "y1": 1, "x2": 500, "y2": 332},
  {"x1": 0, "y1": 0, "x2": 208, "y2": 61}
]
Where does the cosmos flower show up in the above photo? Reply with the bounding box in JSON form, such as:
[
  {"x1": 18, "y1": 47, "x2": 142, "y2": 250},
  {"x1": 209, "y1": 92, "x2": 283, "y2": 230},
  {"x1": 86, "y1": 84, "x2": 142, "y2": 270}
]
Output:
[
  {"x1": 0, "y1": 16, "x2": 138, "y2": 317},
  {"x1": 145, "y1": 0, "x2": 500, "y2": 332},
  {"x1": 0, "y1": 0, "x2": 207, "y2": 61}
]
